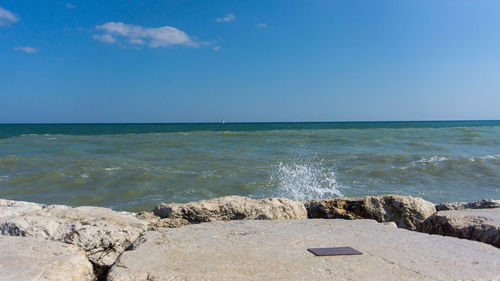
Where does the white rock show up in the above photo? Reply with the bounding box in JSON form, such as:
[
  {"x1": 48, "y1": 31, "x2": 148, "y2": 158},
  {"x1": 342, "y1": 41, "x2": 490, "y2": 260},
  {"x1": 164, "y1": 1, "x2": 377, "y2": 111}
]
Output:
[
  {"x1": 1, "y1": 201, "x2": 148, "y2": 267},
  {"x1": 0, "y1": 235, "x2": 94, "y2": 281},
  {"x1": 0, "y1": 199, "x2": 44, "y2": 222}
]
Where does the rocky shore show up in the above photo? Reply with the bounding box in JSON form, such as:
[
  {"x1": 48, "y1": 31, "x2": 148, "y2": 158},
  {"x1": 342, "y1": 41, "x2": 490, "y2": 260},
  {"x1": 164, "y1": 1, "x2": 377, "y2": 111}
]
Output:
[{"x1": 1, "y1": 195, "x2": 499, "y2": 280}]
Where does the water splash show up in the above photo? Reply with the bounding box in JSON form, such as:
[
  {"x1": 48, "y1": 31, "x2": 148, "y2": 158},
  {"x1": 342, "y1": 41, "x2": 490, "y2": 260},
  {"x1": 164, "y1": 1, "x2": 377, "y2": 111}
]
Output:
[{"x1": 266, "y1": 160, "x2": 344, "y2": 200}]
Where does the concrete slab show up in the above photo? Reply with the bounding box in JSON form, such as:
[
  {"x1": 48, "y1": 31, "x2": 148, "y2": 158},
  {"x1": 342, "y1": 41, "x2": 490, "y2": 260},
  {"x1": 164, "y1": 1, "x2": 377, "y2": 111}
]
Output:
[{"x1": 108, "y1": 219, "x2": 500, "y2": 281}]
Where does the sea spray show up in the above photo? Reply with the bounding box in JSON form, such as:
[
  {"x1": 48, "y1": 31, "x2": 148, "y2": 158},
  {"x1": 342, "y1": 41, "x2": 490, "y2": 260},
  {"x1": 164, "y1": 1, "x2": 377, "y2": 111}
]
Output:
[{"x1": 265, "y1": 159, "x2": 344, "y2": 201}]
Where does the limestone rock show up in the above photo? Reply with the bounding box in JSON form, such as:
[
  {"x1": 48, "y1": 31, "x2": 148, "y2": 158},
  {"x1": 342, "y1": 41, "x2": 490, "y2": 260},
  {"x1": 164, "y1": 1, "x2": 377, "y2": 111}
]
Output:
[
  {"x1": 153, "y1": 196, "x2": 307, "y2": 223},
  {"x1": 304, "y1": 195, "x2": 436, "y2": 230},
  {"x1": 1, "y1": 201, "x2": 148, "y2": 267},
  {"x1": 435, "y1": 199, "x2": 500, "y2": 211},
  {"x1": 423, "y1": 208, "x2": 500, "y2": 247},
  {"x1": 107, "y1": 219, "x2": 500, "y2": 281},
  {"x1": 0, "y1": 235, "x2": 94, "y2": 281},
  {"x1": 0, "y1": 199, "x2": 45, "y2": 222}
]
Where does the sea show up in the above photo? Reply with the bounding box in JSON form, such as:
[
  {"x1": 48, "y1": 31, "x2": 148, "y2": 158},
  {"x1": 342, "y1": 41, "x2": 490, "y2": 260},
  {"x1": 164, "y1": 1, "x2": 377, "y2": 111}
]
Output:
[{"x1": 0, "y1": 121, "x2": 499, "y2": 211}]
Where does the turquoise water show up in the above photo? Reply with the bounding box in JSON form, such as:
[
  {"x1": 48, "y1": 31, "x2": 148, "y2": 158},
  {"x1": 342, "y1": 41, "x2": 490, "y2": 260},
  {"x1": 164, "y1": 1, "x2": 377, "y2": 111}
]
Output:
[{"x1": 0, "y1": 121, "x2": 499, "y2": 211}]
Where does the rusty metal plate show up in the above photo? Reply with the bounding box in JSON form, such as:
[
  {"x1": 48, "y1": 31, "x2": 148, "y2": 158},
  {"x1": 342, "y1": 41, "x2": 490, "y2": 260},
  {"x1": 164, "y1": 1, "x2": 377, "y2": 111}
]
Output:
[{"x1": 307, "y1": 247, "x2": 362, "y2": 256}]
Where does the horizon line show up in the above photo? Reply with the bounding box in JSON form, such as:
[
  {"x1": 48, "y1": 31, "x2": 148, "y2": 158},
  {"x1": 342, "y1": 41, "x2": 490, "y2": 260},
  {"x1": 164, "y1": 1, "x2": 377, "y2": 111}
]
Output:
[{"x1": 1, "y1": 119, "x2": 499, "y2": 125}]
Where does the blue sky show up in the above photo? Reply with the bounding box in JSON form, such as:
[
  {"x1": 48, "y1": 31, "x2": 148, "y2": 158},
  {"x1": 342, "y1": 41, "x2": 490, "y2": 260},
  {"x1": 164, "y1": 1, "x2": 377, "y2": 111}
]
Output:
[{"x1": 1, "y1": 0, "x2": 500, "y2": 123}]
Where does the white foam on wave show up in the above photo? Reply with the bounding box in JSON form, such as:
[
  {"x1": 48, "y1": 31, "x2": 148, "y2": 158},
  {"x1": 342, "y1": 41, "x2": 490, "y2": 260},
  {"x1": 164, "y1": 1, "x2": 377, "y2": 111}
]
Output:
[
  {"x1": 465, "y1": 154, "x2": 500, "y2": 162},
  {"x1": 104, "y1": 167, "x2": 120, "y2": 171},
  {"x1": 414, "y1": 156, "x2": 448, "y2": 165},
  {"x1": 401, "y1": 155, "x2": 448, "y2": 169},
  {"x1": 480, "y1": 154, "x2": 500, "y2": 160},
  {"x1": 0, "y1": 175, "x2": 9, "y2": 181},
  {"x1": 267, "y1": 160, "x2": 344, "y2": 200}
]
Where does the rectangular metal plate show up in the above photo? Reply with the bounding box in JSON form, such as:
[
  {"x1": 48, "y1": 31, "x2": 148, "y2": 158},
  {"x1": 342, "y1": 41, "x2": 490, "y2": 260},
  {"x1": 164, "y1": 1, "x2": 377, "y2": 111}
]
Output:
[{"x1": 307, "y1": 247, "x2": 362, "y2": 256}]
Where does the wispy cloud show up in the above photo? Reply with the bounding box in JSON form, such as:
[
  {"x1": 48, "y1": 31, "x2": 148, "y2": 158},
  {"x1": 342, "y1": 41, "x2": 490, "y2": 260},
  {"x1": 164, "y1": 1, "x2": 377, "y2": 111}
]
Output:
[
  {"x1": 93, "y1": 34, "x2": 116, "y2": 44},
  {"x1": 213, "y1": 46, "x2": 221, "y2": 51},
  {"x1": 66, "y1": 3, "x2": 76, "y2": 9},
  {"x1": 216, "y1": 14, "x2": 235, "y2": 23},
  {"x1": 129, "y1": 38, "x2": 145, "y2": 45},
  {"x1": 0, "y1": 7, "x2": 19, "y2": 26},
  {"x1": 256, "y1": 23, "x2": 267, "y2": 28},
  {"x1": 14, "y1": 46, "x2": 37, "y2": 53},
  {"x1": 94, "y1": 22, "x2": 199, "y2": 48}
]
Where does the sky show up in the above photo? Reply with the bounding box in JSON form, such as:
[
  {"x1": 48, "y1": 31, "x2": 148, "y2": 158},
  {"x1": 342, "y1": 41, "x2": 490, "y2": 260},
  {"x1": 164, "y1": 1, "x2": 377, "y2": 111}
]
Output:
[{"x1": 1, "y1": 0, "x2": 500, "y2": 123}]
